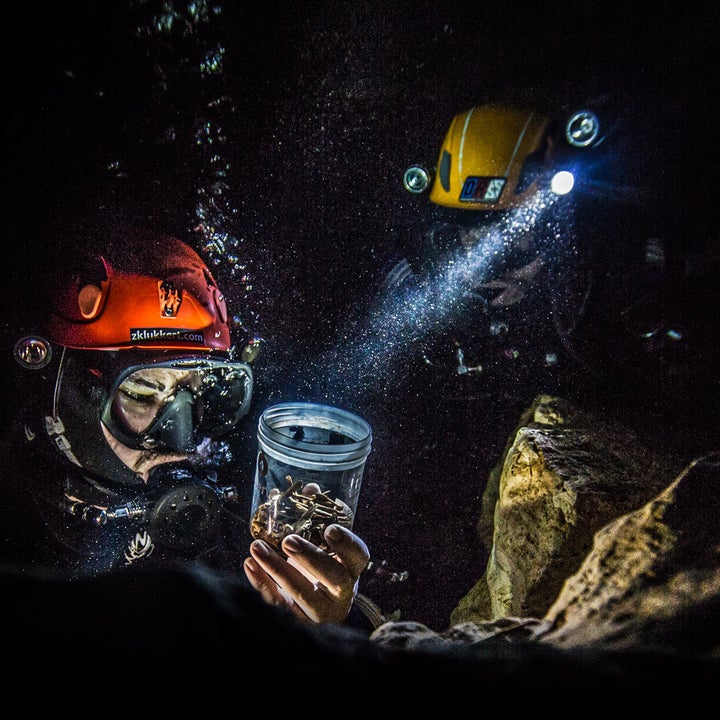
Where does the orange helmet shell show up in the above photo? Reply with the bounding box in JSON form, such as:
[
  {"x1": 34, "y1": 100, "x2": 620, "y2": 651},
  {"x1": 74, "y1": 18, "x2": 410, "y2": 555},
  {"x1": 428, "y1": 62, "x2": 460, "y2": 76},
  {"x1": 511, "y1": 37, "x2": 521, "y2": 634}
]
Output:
[{"x1": 48, "y1": 236, "x2": 231, "y2": 351}]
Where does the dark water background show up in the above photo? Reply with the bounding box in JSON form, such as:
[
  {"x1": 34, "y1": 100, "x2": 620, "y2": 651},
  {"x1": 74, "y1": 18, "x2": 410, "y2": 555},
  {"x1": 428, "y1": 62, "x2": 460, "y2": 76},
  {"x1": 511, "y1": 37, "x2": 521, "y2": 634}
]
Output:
[{"x1": 2, "y1": 1, "x2": 718, "y2": 628}]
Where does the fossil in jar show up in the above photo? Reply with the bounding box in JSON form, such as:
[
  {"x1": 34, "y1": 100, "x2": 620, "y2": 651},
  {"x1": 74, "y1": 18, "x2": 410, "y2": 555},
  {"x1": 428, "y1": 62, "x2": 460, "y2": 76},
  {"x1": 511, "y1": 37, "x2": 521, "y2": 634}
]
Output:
[{"x1": 250, "y1": 475, "x2": 353, "y2": 552}]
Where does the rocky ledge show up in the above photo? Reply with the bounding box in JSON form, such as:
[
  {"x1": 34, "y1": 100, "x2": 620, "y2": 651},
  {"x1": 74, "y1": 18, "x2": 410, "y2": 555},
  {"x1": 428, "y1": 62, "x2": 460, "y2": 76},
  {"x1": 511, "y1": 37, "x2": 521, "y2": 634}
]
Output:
[{"x1": 370, "y1": 394, "x2": 720, "y2": 661}]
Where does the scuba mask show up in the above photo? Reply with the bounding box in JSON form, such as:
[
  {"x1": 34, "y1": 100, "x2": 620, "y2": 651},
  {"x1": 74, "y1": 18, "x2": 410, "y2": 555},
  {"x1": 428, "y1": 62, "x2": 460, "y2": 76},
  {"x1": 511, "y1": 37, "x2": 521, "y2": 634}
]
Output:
[{"x1": 101, "y1": 357, "x2": 254, "y2": 454}]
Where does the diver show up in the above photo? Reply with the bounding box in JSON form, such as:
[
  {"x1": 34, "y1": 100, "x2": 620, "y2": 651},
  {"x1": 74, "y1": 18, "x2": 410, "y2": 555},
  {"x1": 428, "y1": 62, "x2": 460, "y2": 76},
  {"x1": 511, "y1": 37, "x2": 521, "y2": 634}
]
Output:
[{"x1": 1, "y1": 224, "x2": 370, "y2": 626}]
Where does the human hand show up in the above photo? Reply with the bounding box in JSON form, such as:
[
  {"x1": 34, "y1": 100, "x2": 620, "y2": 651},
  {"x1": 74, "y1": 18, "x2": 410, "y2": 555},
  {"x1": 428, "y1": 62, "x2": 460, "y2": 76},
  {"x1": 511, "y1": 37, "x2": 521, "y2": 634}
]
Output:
[{"x1": 243, "y1": 524, "x2": 370, "y2": 624}]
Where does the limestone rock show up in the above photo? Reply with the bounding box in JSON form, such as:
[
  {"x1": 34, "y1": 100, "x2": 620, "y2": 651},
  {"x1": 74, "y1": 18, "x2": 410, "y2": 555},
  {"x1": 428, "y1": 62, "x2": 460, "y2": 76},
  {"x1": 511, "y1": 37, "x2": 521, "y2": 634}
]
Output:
[
  {"x1": 370, "y1": 616, "x2": 549, "y2": 651},
  {"x1": 451, "y1": 394, "x2": 684, "y2": 623},
  {"x1": 540, "y1": 451, "x2": 720, "y2": 654},
  {"x1": 371, "y1": 395, "x2": 720, "y2": 661}
]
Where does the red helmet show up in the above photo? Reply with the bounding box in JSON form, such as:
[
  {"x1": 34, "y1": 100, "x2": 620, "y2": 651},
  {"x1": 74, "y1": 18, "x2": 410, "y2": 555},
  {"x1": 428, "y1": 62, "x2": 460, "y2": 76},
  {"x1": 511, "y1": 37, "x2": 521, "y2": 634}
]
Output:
[{"x1": 48, "y1": 235, "x2": 231, "y2": 352}]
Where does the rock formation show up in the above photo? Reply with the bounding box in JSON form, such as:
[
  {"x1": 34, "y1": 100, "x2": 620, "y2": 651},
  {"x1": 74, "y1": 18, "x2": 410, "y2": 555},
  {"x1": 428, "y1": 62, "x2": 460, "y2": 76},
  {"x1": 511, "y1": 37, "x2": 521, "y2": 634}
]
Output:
[{"x1": 370, "y1": 394, "x2": 720, "y2": 660}]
